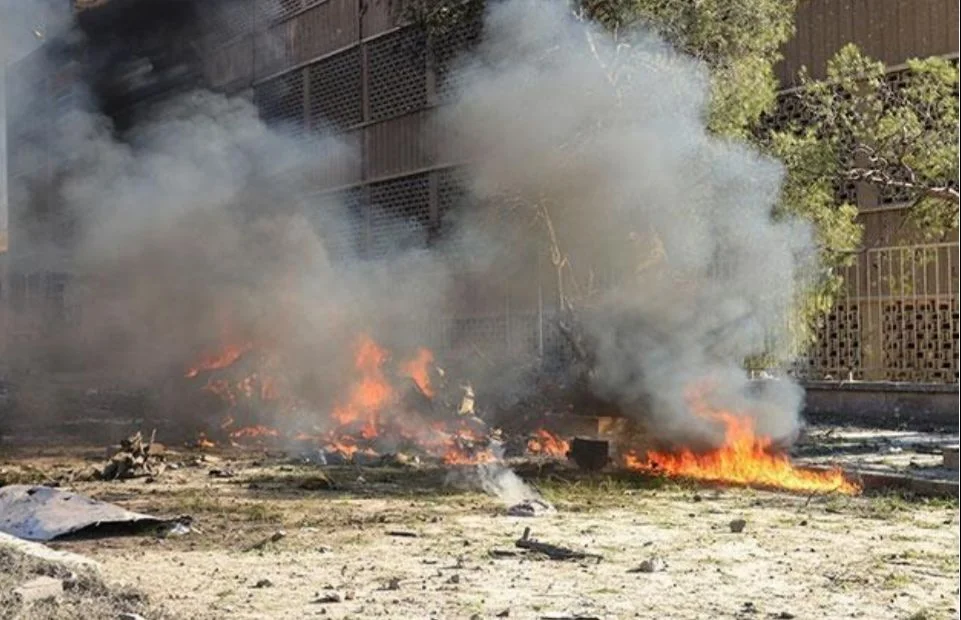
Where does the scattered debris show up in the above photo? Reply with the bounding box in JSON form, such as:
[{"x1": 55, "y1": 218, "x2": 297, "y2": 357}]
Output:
[
  {"x1": 245, "y1": 530, "x2": 286, "y2": 552},
  {"x1": 312, "y1": 592, "x2": 343, "y2": 604},
  {"x1": 101, "y1": 431, "x2": 167, "y2": 480},
  {"x1": 507, "y1": 498, "x2": 556, "y2": 517},
  {"x1": 628, "y1": 557, "x2": 666, "y2": 573},
  {"x1": 386, "y1": 530, "x2": 419, "y2": 538},
  {"x1": 0, "y1": 485, "x2": 183, "y2": 541},
  {"x1": 298, "y1": 474, "x2": 336, "y2": 490},
  {"x1": 13, "y1": 576, "x2": 64, "y2": 604},
  {"x1": 489, "y1": 549, "x2": 518, "y2": 558},
  {"x1": 515, "y1": 527, "x2": 602, "y2": 562},
  {"x1": 568, "y1": 438, "x2": 610, "y2": 472},
  {"x1": 729, "y1": 518, "x2": 747, "y2": 533}
]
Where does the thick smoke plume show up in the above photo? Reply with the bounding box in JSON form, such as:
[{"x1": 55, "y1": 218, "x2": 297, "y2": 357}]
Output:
[
  {"x1": 440, "y1": 0, "x2": 814, "y2": 448},
  {"x1": 2, "y1": 0, "x2": 814, "y2": 456}
]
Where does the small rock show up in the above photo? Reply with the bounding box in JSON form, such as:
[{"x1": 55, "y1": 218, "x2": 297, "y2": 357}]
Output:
[
  {"x1": 742, "y1": 601, "x2": 757, "y2": 614},
  {"x1": 630, "y1": 557, "x2": 666, "y2": 573},
  {"x1": 729, "y1": 518, "x2": 747, "y2": 533},
  {"x1": 447, "y1": 574, "x2": 461, "y2": 584},
  {"x1": 692, "y1": 493, "x2": 703, "y2": 502},
  {"x1": 496, "y1": 610, "x2": 510, "y2": 618},
  {"x1": 773, "y1": 612, "x2": 795, "y2": 619},
  {"x1": 312, "y1": 592, "x2": 342, "y2": 604},
  {"x1": 799, "y1": 520, "x2": 808, "y2": 526},
  {"x1": 13, "y1": 576, "x2": 63, "y2": 604},
  {"x1": 506, "y1": 498, "x2": 555, "y2": 517},
  {"x1": 386, "y1": 577, "x2": 401, "y2": 590},
  {"x1": 298, "y1": 474, "x2": 335, "y2": 490},
  {"x1": 253, "y1": 579, "x2": 273, "y2": 588},
  {"x1": 118, "y1": 614, "x2": 147, "y2": 620}
]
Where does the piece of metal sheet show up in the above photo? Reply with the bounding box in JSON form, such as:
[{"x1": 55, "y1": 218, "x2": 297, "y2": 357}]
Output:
[{"x1": 0, "y1": 485, "x2": 167, "y2": 542}]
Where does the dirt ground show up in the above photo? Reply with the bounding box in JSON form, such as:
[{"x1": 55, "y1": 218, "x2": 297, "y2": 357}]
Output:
[{"x1": 1, "y1": 444, "x2": 959, "y2": 620}]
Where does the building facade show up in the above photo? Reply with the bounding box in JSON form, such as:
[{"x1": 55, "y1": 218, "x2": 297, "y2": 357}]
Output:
[{"x1": 2, "y1": 0, "x2": 959, "y2": 383}]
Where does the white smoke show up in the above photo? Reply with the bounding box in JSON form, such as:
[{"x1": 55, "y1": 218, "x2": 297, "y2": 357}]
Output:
[{"x1": 439, "y1": 0, "x2": 813, "y2": 448}]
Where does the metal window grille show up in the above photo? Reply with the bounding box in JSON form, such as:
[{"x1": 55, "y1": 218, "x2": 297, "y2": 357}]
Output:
[
  {"x1": 367, "y1": 174, "x2": 431, "y2": 258},
  {"x1": 366, "y1": 28, "x2": 428, "y2": 123},
  {"x1": 254, "y1": 69, "x2": 305, "y2": 134},
  {"x1": 308, "y1": 48, "x2": 362, "y2": 131}
]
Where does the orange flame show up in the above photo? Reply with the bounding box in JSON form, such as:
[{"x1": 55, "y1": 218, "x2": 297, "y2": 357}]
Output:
[
  {"x1": 185, "y1": 342, "x2": 252, "y2": 378},
  {"x1": 229, "y1": 425, "x2": 281, "y2": 439},
  {"x1": 332, "y1": 335, "x2": 393, "y2": 428},
  {"x1": 625, "y1": 389, "x2": 858, "y2": 495},
  {"x1": 401, "y1": 348, "x2": 435, "y2": 397},
  {"x1": 527, "y1": 429, "x2": 570, "y2": 458}
]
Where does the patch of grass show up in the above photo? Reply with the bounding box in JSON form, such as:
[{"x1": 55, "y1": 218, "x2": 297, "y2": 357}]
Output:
[{"x1": 880, "y1": 571, "x2": 913, "y2": 590}]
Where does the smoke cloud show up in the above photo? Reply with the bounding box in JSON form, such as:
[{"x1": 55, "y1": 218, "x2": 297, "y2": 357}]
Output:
[
  {"x1": 2, "y1": 0, "x2": 814, "y2": 453},
  {"x1": 439, "y1": 0, "x2": 813, "y2": 448}
]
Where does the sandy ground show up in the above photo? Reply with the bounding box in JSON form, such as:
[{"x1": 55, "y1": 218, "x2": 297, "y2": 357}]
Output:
[{"x1": 1, "y1": 444, "x2": 959, "y2": 620}]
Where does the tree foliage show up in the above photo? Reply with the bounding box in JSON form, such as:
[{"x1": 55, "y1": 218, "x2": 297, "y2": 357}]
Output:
[{"x1": 774, "y1": 45, "x2": 959, "y2": 239}]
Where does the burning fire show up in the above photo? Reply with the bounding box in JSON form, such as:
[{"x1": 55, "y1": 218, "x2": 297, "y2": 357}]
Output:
[
  {"x1": 185, "y1": 342, "x2": 252, "y2": 378},
  {"x1": 624, "y1": 388, "x2": 858, "y2": 495},
  {"x1": 183, "y1": 332, "x2": 527, "y2": 466},
  {"x1": 401, "y1": 348, "x2": 435, "y2": 397},
  {"x1": 527, "y1": 429, "x2": 570, "y2": 458}
]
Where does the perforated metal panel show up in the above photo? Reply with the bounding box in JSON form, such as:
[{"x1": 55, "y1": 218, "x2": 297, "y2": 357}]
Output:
[
  {"x1": 308, "y1": 48, "x2": 362, "y2": 131},
  {"x1": 254, "y1": 69, "x2": 305, "y2": 133},
  {"x1": 366, "y1": 28, "x2": 428, "y2": 122},
  {"x1": 432, "y1": 12, "x2": 483, "y2": 103},
  {"x1": 305, "y1": 187, "x2": 367, "y2": 263},
  {"x1": 367, "y1": 174, "x2": 431, "y2": 258}
]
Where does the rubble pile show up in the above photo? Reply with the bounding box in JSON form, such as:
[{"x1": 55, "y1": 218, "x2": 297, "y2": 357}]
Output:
[{"x1": 99, "y1": 432, "x2": 167, "y2": 480}]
